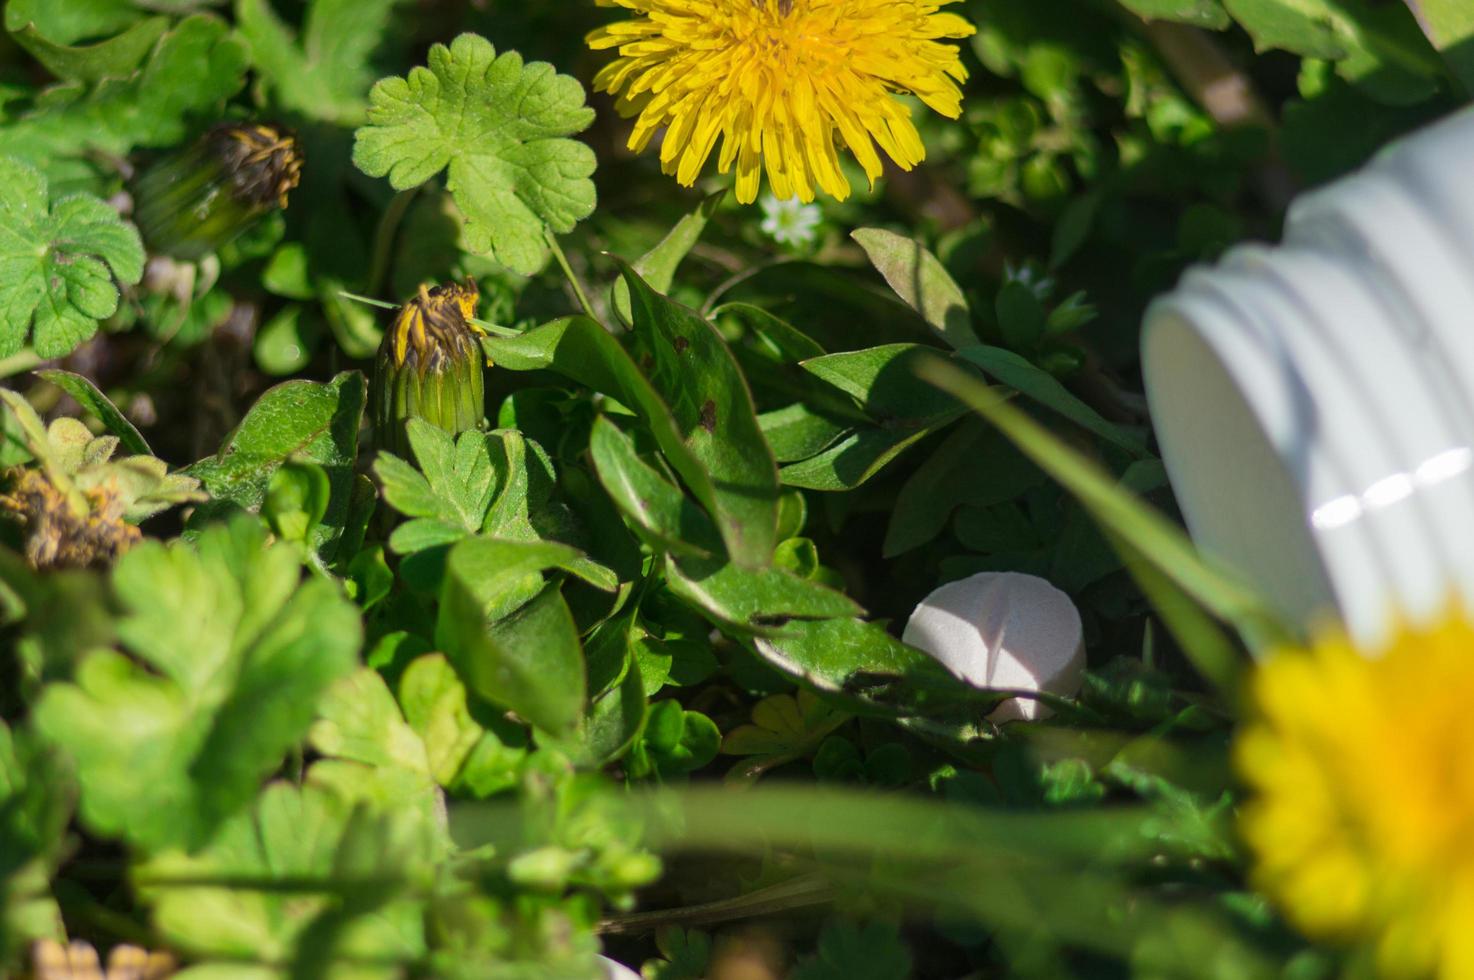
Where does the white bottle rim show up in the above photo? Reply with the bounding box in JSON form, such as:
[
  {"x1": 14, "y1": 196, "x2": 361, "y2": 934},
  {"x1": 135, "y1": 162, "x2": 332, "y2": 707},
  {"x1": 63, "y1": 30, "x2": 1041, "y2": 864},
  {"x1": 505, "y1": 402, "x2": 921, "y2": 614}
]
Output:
[
  {"x1": 1143, "y1": 106, "x2": 1474, "y2": 646},
  {"x1": 1143, "y1": 284, "x2": 1389, "y2": 641},
  {"x1": 1232, "y1": 243, "x2": 1474, "y2": 609}
]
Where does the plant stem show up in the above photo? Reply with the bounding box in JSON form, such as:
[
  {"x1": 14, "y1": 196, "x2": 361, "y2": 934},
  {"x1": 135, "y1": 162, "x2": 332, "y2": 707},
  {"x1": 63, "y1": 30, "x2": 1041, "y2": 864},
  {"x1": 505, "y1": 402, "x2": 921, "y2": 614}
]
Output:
[
  {"x1": 544, "y1": 226, "x2": 599, "y2": 322},
  {"x1": 367, "y1": 188, "x2": 417, "y2": 297},
  {"x1": 0, "y1": 349, "x2": 42, "y2": 379},
  {"x1": 597, "y1": 872, "x2": 835, "y2": 935}
]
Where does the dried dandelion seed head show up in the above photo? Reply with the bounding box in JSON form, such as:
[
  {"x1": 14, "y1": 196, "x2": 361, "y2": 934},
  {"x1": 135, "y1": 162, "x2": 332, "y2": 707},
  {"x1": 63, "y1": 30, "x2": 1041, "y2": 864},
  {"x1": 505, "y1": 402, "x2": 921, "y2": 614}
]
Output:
[{"x1": 1, "y1": 469, "x2": 140, "y2": 571}]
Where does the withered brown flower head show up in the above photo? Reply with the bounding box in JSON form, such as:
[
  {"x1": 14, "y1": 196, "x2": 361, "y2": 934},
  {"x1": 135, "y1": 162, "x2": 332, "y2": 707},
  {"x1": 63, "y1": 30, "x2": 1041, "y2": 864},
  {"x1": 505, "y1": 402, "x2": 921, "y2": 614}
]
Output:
[
  {"x1": 389, "y1": 280, "x2": 484, "y2": 370},
  {"x1": 0, "y1": 469, "x2": 141, "y2": 572},
  {"x1": 207, "y1": 122, "x2": 303, "y2": 210}
]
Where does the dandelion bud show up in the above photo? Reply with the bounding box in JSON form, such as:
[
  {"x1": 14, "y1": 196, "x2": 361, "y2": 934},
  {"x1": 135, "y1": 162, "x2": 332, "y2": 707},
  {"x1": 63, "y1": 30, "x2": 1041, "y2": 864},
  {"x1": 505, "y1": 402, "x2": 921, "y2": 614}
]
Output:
[
  {"x1": 131, "y1": 122, "x2": 303, "y2": 260},
  {"x1": 372, "y1": 281, "x2": 487, "y2": 457}
]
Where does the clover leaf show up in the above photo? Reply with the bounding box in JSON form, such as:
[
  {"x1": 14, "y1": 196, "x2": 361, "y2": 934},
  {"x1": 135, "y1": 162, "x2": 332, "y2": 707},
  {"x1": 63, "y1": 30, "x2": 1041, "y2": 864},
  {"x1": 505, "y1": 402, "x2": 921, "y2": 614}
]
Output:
[
  {"x1": 0, "y1": 156, "x2": 144, "y2": 358},
  {"x1": 352, "y1": 33, "x2": 597, "y2": 275},
  {"x1": 32, "y1": 518, "x2": 361, "y2": 852}
]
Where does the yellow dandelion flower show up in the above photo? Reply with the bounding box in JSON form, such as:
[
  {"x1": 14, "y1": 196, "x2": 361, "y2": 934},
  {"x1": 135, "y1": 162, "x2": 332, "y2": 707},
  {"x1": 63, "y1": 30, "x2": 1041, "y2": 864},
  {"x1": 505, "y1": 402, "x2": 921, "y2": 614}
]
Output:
[
  {"x1": 587, "y1": 0, "x2": 976, "y2": 204},
  {"x1": 1236, "y1": 614, "x2": 1474, "y2": 977}
]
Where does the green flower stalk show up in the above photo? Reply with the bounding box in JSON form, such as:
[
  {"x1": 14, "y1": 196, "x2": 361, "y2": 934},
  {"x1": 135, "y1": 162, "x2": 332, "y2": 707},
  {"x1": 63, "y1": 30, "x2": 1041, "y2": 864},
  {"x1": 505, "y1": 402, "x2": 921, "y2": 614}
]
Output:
[
  {"x1": 372, "y1": 281, "x2": 488, "y2": 457},
  {"x1": 131, "y1": 122, "x2": 303, "y2": 260}
]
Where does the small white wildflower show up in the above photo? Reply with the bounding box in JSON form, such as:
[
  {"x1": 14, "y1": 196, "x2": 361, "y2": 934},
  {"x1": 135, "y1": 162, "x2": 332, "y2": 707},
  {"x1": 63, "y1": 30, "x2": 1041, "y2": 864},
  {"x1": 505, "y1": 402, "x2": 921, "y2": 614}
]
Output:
[
  {"x1": 759, "y1": 194, "x2": 822, "y2": 247},
  {"x1": 1003, "y1": 260, "x2": 1056, "y2": 302}
]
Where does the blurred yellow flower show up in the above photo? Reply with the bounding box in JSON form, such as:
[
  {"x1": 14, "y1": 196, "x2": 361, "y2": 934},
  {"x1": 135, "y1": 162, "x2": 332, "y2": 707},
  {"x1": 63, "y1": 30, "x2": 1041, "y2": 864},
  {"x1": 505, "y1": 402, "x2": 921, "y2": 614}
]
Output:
[
  {"x1": 1236, "y1": 615, "x2": 1474, "y2": 977},
  {"x1": 586, "y1": 0, "x2": 975, "y2": 204}
]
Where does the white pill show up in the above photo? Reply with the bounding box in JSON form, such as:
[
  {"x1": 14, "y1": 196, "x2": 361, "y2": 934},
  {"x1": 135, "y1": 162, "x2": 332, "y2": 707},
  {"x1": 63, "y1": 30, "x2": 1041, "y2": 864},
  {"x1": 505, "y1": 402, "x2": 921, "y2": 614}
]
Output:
[{"x1": 902, "y1": 571, "x2": 1085, "y2": 723}]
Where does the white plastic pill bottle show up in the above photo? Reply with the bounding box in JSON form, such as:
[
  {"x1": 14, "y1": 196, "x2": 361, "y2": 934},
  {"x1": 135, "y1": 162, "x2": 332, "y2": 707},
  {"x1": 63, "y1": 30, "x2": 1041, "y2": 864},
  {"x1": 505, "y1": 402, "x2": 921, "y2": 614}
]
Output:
[{"x1": 1143, "y1": 106, "x2": 1474, "y2": 648}]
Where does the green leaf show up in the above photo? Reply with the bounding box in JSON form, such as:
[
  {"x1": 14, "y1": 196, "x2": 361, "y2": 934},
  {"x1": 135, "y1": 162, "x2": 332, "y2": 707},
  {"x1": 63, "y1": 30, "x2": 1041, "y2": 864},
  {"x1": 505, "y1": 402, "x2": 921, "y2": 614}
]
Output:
[
  {"x1": 262, "y1": 242, "x2": 314, "y2": 300},
  {"x1": 751, "y1": 617, "x2": 974, "y2": 717},
  {"x1": 0, "y1": 722, "x2": 71, "y2": 960},
  {"x1": 486, "y1": 317, "x2": 747, "y2": 560},
  {"x1": 1404, "y1": 0, "x2": 1474, "y2": 90},
  {"x1": 712, "y1": 302, "x2": 828, "y2": 364},
  {"x1": 141, "y1": 782, "x2": 429, "y2": 973},
  {"x1": 612, "y1": 190, "x2": 725, "y2": 326},
  {"x1": 801, "y1": 344, "x2": 964, "y2": 423},
  {"x1": 376, "y1": 422, "x2": 496, "y2": 542},
  {"x1": 0, "y1": 156, "x2": 145, "y2": 358},
  {"x1": 310, "y1": 668, "x2": 431, "y2": 778},
  {"x1": 1115, "y1": 0, "x2": 1230, "y2": 29},
  {"x1": 790, "y1": 920, "x2": 912, "y2": 980},
  {"x1": 620, "y1": 264, "x2": 781, "y2": 567},
  {"x1": 378, "y1": 423, "x2": 616, "y2": 591},
  {"x1": 236, "y1": 0, "x2": 407, "y2": 124},
  {"x1": 435, "y1": 538, "x2": 586, "y2": 734},
  {"x1": 758, "y1": 404, "x2": 851, "y2": 464},
  {"x1": 1, "y1": 0, "x2": 141, "y2": 47},
  {"x1": 1223, "y1": 0, "x2": 1443, "y2": 103},
  {"x1": 36, "y1": 369, "x2": 149, "y2": 455},
  {"x1": 957, "y1": 346, "x2": 1151, "y2": 457},
  {"x1": 645, "y1": 926, "x2": 712, "y2": 980},
  {"x1": 352, "y1": 33, "x2": 597, "y2": 275},
  {"x1": 186, "y1": 372, "x2": 366, "y2": 562},
  {"x1": 916, "y1": 357, "x2": 1290, "y2": 669},
  {"x1": 779, "y1": 420, "x2": 958, "y2": 491},
  {"x1": 995, "y1": 282, "x2": 1047, "y2": 350},
  {"x1": 720, "y1": 690, "x2": 849, "y2": 783},
  {"x1": 264, "y1": 460, "x2": 331, "y2": 545},
  {"x1": 32, "y1": 518, "x2": 361, "y2": 851},
  {"x1": 5, "y1": 14, "x2": 169, "y2": 83},
  {"x1": 851, "y1": 228, "x2": 977, "y2": 349},
  {"x1": 884, "y1": 419, "x2": 1045, "y2": 557},
  {"x1": 631, "y1": 701, "x2": 720, "y2": 778},
  {"x1": 580, "y1": 654, "x2": 648, "y2": 767},
  {"x1": 482, "y1": 429, "x2": 616, "y2": 591},
  {"x1": 254, "y1": 304, "x2": 321, "y2": 376},
  {"x1": 588, "y1": 416, "x2": 720, "y2": 558},
  {"x1": 304, "y1": 667, "x2": 451, "y2": 854},
  {"x1": 0, "y1": 16, "x2": 249, "y2": 179},
  {"x1": 665, "y1": 554, "x2": 861, "y2": 635},
  {"x1": 398, "y1": 653, "x2": 498, "y2": 786}
]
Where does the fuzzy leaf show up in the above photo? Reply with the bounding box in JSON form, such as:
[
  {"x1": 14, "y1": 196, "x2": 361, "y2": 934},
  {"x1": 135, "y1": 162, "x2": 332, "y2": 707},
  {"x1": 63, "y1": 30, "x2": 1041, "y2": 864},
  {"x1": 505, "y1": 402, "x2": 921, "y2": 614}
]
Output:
[
  {"x1": 352, "y1": 33, "x2": 597, "y2": 274},
  {"x1": 0, "y1": 156, "x2": 144, "y2": 358},
  {"x1": 186, "y1": 372, "x2": 366, "y2": 562},
  {"x1": 32, "y1": 518, "x2": 361, "y2": 852}
]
